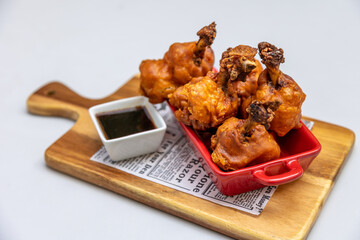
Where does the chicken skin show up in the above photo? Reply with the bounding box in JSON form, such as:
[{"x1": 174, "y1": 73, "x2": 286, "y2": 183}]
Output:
[
  {"x1": 255, "y1": 42, "x2": 306, "y2": 136},
  {"x1": 210, "y1": 101, "x2": 281, "y2": 171},
  {"x1": 169, "y1": 45, "x2": 258, "y2": 131},
  {"x1": 139, "y1": 22, "x2": 216, "y2": 103}
]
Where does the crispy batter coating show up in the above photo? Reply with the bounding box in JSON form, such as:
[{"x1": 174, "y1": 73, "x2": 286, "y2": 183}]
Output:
[
  {"x1": 217, "y1": 45, "x2": 257, "y2": 85},
  {"x1": 139, "y1": 60, "x2": 175, "y2": 104},
  {"x1": 169, "y1": 73, "x2": 238, "y2": 130},
  {"x1": 256, "y1": 42, "x2": 306, "y2": 136},
  {"x1": 216, "y1": 45, "x2": 262, "y2": 119},
  {"x1": 163, "y1": 41, "x2": 214, "y2": 85},
  {"x1": 210, "y1": 101, "x2": 281, "y2": 171},
  {"x1": 169, "y1": 45, "x2": 258, "y2": 131},
  {"x1": 139, "y1": 22, "x2": 216, "y2": 103},
  {"x1": 231, "y1": 59, "x2": 263, "y2": 118}
]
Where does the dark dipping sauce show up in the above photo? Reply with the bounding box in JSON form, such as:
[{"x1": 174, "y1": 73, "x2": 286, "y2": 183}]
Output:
[{"x1": 96, "y1": 106, "x2": 156, "y2": 140}]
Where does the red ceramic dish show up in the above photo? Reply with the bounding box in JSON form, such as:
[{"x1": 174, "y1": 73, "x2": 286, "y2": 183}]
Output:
[{"x1": 169, "y1": 104, "x2": 321, "y2": 196}]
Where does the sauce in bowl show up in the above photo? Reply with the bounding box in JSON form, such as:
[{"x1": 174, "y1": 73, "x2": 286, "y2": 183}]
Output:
[{"x1": 96, "y1": 106, "x2": 155, "y2": 140}]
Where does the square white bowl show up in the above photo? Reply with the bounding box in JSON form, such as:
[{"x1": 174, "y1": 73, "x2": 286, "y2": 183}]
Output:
[{"x1": 89, "y1": 96, "x2": 167, "y2": 161}]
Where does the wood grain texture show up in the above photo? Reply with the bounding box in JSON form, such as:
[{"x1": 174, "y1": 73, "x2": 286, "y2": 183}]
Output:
[{"x1": 27, "y1": 76, "x2": 355, "y2": 240}]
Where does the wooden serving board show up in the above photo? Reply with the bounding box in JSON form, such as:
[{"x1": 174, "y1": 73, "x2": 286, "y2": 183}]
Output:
[{"x1": 27, "y1": 75, "x2": 355, "y2": 240}]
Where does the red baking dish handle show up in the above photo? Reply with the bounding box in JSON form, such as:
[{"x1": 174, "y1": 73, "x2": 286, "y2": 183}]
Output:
[{"x1": 252, "y1": 160, "x2": 303, "y2": 186}]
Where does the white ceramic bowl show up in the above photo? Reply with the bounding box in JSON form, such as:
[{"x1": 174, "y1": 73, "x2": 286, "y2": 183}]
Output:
[{"x1": 89, "y1": 96, "x2": 167, "y2": 161}]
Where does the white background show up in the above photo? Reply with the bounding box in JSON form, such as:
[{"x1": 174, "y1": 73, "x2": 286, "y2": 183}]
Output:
[{"x1": 1, "y1": 0, "x2": 359, "y2": 239}]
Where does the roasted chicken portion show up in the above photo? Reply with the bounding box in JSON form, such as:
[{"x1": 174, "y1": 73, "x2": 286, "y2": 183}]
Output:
[
  {"x1": 169, "y1": 45, "x2": 258, "y2": 131},
  {"x1": 210, "y1": 101, "x2": 281, "y2": 171},
  {"x1": 255, "y1": 42, "x2": 306, "y2": 136},
  {"x1": 140, "y1": 22, "x2": 216, "y2": 103}
]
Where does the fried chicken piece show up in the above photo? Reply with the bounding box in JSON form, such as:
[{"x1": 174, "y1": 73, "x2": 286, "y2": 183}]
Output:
[
  {"x1": 169, "y1": 45, "x2": 257, "y2": 131},
  {"x1": 231, "y1": 59, "x2": 263, "y2": 118},
  {"x1": 139, "y1": 60, "x2": 174, "y2": 104},
  {"x1": 169, "y1": 72, "x2": 238, "y2": 130},
  {"x1": 211, "y1": 101, "x2": 281, "y2": 171},
  {"x1": 255, "y1": 42, "x2": 306, "y2": 136},
  {"x1": 216, "y1": 46, "x2": 262, "y2": 118},
  {"x1": 139, "y1": 22, "x2": 216, "y2": 103},
  {"x1": 216, "y1": 45, "x2": 258, "y2": 88}
]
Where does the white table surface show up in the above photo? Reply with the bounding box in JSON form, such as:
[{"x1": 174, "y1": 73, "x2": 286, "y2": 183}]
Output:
[{"x1": 1, "y1": 0, "x2": 359, "y2": 239}]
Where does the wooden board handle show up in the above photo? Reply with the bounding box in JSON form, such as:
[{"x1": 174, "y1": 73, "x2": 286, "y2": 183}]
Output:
[
  {"x1": 27, "y1": 81, "x2": 99, "y2": 120},
  {"x1": 26, "y1": 76, "x2": 141, "y2": 120}
]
